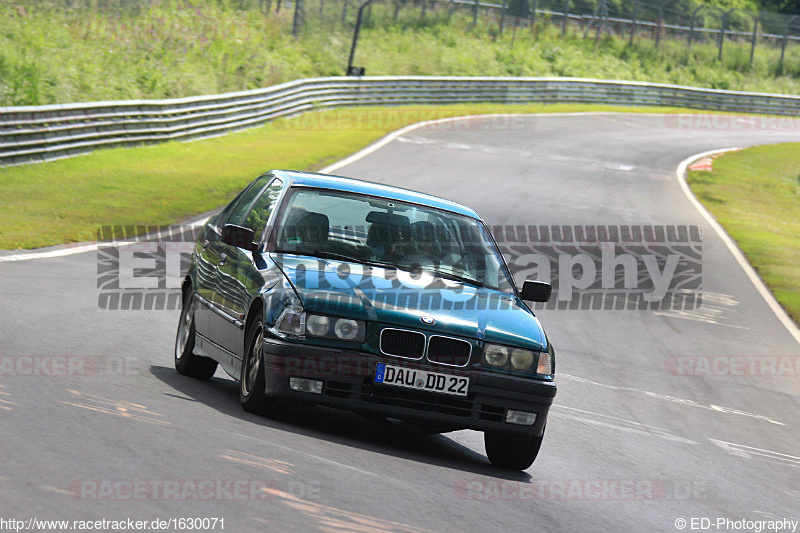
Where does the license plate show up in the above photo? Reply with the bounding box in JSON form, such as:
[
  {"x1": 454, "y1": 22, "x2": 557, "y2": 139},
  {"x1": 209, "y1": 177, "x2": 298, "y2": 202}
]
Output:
[{"x1": 374, "y1": 363, "x2": 469, "y2": 396}]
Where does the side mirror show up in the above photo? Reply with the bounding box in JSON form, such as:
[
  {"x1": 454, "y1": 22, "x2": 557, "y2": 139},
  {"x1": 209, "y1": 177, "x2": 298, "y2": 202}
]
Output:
[
  {"x1": 520, "y1": 280, "x2": 552, "y2": 302},
  {"x1": 221, "y1": 224, "x2": 255, "y2": 251}
]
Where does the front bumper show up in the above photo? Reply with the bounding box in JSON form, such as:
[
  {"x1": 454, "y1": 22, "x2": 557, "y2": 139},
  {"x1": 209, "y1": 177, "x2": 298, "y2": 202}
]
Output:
[{"x1": 261, "y1": 337, "x2": 556, "y2": 437}]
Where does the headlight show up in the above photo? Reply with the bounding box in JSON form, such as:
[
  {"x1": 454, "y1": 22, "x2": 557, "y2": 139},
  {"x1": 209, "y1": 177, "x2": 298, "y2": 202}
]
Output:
[
  {"x1": 482, "y1": 343, "x2": 553, "y2": 377},
  {"x1": 309, "y1": 315, "x2": 365, "y2": 342},
  {"x1": 306, "y1": 315, "x2": 331, "y2": 337},
  {"x1": 275, "y1": 310, "x2": 366, "y2": 343},
  {"x1": 333, "y1": 319, "x2": 361, "y2": 341},
  {"x1": 484, "y1": 344, "x2": 509, "y2": 366},
  {"x1": 510, "y1": 348, "x2": 535, "y2": 370}
]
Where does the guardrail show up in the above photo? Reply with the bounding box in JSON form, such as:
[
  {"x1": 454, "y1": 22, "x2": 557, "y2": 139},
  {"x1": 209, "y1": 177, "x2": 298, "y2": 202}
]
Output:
[{"x1": 2, "y1": 76, "x2": 799, "y2": 167}]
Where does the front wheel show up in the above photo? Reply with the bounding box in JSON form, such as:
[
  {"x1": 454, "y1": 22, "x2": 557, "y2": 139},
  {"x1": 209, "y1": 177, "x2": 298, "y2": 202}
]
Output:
[
  {"x1": 484, "y1": 430, "x2": 544, "y2": 470},
  {"x1": 239, "y1": 321, "x2": 274, "y2": 415},
  {"x1": 174, "y1": 291, "x2": 218, "y2": 380}
]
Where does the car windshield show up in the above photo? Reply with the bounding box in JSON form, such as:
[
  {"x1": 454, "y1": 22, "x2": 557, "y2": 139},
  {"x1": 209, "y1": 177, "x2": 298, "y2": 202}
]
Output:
[{"x1": 271, "y1": 187, "x2": 515, "y2": 292}]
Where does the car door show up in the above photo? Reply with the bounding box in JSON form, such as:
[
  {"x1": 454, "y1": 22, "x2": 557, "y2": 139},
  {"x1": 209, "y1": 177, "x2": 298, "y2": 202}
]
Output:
[
  {"x1": 194, "y1": 184, "x2": 252, "y2": 342},
  {"x1": 197, "y1": 176, "x2": 270, "y2": 361},
  {"x1": 213, "y1": 176, "x2": 284, "y2": 360}
]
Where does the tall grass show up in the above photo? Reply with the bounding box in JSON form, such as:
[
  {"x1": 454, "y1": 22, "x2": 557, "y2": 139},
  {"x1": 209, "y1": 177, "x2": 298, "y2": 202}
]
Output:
[{"x1": 1, "y1": 0, "x2": 799, "y2": 107}]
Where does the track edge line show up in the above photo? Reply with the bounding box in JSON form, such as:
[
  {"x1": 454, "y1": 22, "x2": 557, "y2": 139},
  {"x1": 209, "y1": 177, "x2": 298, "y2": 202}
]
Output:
[{"x1": 676, "y1": 148, "x2": 800, "y2": 345}]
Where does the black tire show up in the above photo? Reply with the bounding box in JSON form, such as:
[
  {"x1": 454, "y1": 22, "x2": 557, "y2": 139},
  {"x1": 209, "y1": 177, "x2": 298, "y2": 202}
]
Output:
[
  {"x1": 239, "y1": 321, "x2": 274, "y2": 415},
  {"x1": 484, "y1": 430, "x2": 545, "y2": 470},
  {"x1": 174, "y1": 291, "x2": 218, "y2": 380}
]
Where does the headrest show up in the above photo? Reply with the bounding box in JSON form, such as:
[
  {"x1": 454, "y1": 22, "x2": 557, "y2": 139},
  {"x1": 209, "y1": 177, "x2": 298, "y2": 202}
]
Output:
[
  {"x1": 282, "y1": 211, "x2": 329, "y2": 245},
  {"x1": 411, "y1": 221, "x2": 436, "y2": 243},
  {"x1": 366, "y1": 211, "x2": 410, "y2": 226}
]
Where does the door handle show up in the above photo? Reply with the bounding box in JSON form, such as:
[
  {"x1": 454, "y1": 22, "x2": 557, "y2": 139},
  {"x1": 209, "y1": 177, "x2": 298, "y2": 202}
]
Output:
[{"x1": 219, "y1": 253, "x2": 228, "y2": 265}]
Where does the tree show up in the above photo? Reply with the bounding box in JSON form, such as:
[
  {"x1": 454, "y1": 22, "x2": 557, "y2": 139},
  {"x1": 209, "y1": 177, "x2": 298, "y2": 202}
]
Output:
[{"x1": 758, "y1": 0, "x2": 800, "y2": 15}]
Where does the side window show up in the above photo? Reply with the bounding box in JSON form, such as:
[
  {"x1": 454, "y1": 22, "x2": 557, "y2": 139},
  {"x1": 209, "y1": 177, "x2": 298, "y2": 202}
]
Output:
[
  {"x1": 225, "y1": 176, "x2": 271, "y2": 227},
  {"x1": 243, "y1": 178, "x2": 283, "y2": 241},
  {"x1": 212, "y1": 188, "x2": 248, "y2": 230}
]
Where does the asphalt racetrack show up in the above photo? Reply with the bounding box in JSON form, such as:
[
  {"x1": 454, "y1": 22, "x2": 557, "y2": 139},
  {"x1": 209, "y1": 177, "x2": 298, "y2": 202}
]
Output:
[{"x1": 1, "y1": 113, "x2": 799, "y2": 532}]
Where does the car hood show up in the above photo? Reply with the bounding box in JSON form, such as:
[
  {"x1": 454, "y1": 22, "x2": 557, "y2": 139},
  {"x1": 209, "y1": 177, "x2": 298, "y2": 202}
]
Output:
[{"x1": 272, "y1": 254, "x2": 547, "y2": 351}]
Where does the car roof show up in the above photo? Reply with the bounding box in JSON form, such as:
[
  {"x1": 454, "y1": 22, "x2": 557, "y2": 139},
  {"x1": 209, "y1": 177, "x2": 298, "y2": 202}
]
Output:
[{"x1": 272, "y1": 170, "x2": 481, "y2": 220}]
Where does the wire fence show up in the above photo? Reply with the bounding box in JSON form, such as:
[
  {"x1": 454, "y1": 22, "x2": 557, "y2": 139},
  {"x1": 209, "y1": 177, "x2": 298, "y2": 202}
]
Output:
[
  {"x1": 295, "y1": 0, "x2": 800, "y2": 68},
  {"x1": 42, "y1": 0, "x2": 800, "y2": 70}
]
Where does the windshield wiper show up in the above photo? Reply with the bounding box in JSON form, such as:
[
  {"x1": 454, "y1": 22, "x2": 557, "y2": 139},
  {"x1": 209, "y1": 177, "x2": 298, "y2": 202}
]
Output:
[
  {"x1": 307, "y1": 250, "x2": 399, "y2": 270},
  {"x1": 430, "y1": 270, "x2": 485, "y2": 288}
]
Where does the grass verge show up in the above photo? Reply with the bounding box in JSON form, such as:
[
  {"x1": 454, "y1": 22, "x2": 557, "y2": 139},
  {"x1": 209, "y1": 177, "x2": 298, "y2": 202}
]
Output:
[
  {"x1": 688, "y1": 143, "x2": 800, "y2": 326},
  {"x1": 1, "y1": 102, "x2": 708, "y2": 249}
]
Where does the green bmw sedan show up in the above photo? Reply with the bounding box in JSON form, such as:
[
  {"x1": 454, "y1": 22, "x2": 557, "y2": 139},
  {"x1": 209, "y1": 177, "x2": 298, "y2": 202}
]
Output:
[{"x1": 175, "y1": 170, "x2": 556, "y2": 470}]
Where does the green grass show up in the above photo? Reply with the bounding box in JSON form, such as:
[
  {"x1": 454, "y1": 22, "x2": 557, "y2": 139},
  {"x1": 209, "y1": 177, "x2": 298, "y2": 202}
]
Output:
[
  {"x1": 2, "y1": 0, "x2": 800, "y2": 106},
  {"x1": 0, "y1": 103, "x2": 707, "y2": 249},
  {"x1": 688, "y1": 143, "x2": 800, "y2": 325}
]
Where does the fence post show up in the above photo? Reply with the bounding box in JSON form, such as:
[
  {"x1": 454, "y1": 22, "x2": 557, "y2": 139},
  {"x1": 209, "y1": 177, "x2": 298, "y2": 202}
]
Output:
[
  {"x1": 500, "y1": 0, "x2": 507, "y2": 35},
  {"x1": 779, "y1": 15, "x2": 798, "y2": 72},
  {"x1": 688, "y1": 5, "x2": 705, "y2": 50},
  {"x1": 561, "y1": 0, "x2": 569, "y2": 36},
  {"x1": 346, "y1": 0, "x2": 375, "y2": 74},
  {"x1": 719, "y1": 8, "x2": 736, "y2": 61},
  {"x1": 594, "y1": 0, "x2": 607, "y2": 44},
  {"x1": 655, "y1": 0, "x2": 674, "y2": 49},
  {"x1": 750, "y1": 15, "x2": 759, "y2": 65},
  {"x1": 630, "y1": 1, "x2": 637, "y2": 44},
  {"x1": 656, "y1": 6, "x2": 663, "y2": 47},
  {"x1": 511, "y1": 18, "x2": 518, "y2": 46},
  {"x1": 471, "y1": 0, "x2": 479, "y2": 30},
  {"x1": 292, "y1": 0, "x2": 303, "y2": 36},
  {"x1": 583, "y1": 2, "x2": 599, "y2": 39},
  {"x1": 341, "y1": 0, "x2": 348, "y2": 25}
]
